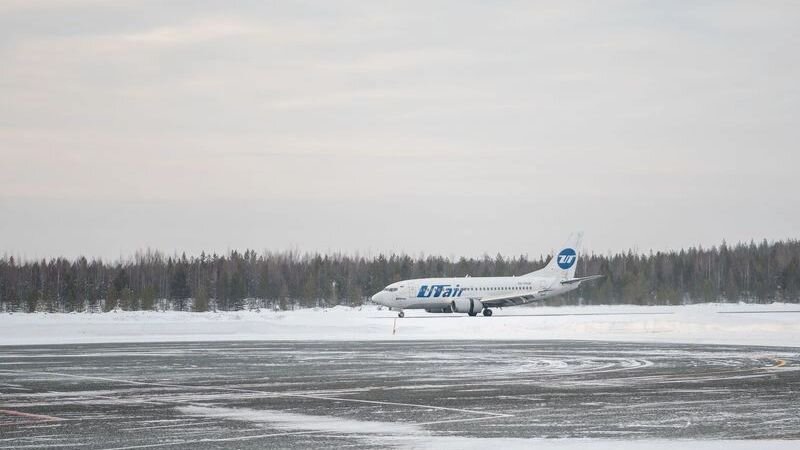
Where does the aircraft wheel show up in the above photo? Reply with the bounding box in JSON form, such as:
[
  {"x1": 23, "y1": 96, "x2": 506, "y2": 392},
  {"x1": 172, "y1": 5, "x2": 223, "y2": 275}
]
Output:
[
  {"x1": 398, "y1": 311, "x2": 404, "y2": 318},
  {"x1": 483, "y1": 309, "x2": 493, "y2": 317},
  {"x1": 468, "y1": 311, "x2": 478, "y2": 317}
]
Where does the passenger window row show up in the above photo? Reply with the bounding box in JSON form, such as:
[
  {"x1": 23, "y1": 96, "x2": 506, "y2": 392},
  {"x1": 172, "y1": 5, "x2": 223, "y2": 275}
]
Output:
[{"x1": 466, "y1": 287, "x2": 527, "y2": 291}]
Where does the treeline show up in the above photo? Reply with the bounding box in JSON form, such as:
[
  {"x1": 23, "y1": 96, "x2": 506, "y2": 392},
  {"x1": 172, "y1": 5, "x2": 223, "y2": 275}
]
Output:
[{"x1": 1, "y1": 239, "x2": 799, "y2": 312}]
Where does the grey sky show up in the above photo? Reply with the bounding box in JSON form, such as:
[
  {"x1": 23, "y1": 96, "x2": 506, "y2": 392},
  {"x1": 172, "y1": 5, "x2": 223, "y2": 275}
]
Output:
[{"x1": 1, "y1": 1, "x2": 799, "y2": 260}]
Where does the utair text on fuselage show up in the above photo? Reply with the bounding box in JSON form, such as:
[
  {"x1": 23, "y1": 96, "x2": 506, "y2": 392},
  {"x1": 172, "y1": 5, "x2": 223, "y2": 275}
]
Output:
[{"x1": 370, "y1": 233, "x2": 602, "y2": 317}]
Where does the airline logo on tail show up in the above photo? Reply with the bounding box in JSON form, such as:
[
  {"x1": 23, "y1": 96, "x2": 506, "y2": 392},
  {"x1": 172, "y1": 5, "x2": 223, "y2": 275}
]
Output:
[{"x1": 557, "y1": 248, "x2": 577, "y2": 269}]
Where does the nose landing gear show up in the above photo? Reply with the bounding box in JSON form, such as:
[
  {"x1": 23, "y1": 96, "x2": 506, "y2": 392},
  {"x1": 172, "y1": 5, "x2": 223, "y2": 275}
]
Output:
[{"x1": 397, "y1": 311, "x2": 405, "y2": 318}]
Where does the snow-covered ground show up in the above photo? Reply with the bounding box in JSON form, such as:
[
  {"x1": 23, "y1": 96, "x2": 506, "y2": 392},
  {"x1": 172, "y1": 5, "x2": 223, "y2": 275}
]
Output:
[{"x1": 2, "y1": 303, "x2": 799, "y2": 347}]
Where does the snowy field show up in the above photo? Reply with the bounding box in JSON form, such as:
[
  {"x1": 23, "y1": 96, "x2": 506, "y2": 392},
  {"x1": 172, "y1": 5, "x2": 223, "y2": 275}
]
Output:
[
  {"x1": 1, "y1": 302, "x2": 799, "y2": 347},
  {"x1": 2, "y1": 311, "x2": 799, "y2": 449}
]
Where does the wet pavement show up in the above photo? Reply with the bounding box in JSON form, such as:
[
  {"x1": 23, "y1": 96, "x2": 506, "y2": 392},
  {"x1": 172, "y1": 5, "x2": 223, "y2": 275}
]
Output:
[{"x1": 1, "y1": 341, "x2": 799, "y2": 448}]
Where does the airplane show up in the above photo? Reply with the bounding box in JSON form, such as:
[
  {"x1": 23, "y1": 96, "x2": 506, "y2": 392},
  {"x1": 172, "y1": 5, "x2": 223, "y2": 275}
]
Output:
[{"x1": 370, "y1": 233, "x2": 602, "y2": 317}]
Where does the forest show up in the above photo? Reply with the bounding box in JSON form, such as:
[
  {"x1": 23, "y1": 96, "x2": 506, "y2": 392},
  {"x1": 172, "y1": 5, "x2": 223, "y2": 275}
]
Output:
[{"x1": 1, "y1": 239, "x2": 799, "y2": 312}]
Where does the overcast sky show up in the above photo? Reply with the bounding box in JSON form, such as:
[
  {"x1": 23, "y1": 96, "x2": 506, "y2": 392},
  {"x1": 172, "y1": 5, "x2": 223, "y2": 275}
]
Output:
[{"x1": 1, "y1": 1, "x2": 799, "y2": 261}]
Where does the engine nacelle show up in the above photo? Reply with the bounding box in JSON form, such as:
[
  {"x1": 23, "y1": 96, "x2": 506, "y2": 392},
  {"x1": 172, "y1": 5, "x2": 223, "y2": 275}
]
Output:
[{"x1": 451, "y1": 298, "x2": 483, "y2": 315}]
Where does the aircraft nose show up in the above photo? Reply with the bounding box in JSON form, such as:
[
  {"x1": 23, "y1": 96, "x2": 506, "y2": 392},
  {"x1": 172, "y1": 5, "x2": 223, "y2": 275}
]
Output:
[{"x1": 372, "y1": 291, "x2": 393, "y2": 305}]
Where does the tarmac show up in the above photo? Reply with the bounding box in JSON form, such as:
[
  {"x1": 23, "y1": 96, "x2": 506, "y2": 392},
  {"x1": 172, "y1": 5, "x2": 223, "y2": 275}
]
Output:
[{"x1": 1, "y1": 340, "x2": 799, "y2": 448}]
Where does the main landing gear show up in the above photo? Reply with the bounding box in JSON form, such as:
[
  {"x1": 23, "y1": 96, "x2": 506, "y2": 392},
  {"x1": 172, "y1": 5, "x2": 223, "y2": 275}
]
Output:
[
  {"x1": 397, "y1": 311, "x2": 405, "y2": 318},
  {"x1": 482, "y1": 308, "x2": 493, "y2": 317}
]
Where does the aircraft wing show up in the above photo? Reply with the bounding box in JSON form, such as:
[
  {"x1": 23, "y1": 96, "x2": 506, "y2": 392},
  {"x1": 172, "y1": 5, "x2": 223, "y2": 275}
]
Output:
[
  {"x1": 479, "y1": 289, "x2": 553, "y2": 308},
  {"x1": 479, "y1": 275, "x2": 603, "y2": 308},
  {"x1": 560, "y1": 275, "x2": 604, "y2": 285}
]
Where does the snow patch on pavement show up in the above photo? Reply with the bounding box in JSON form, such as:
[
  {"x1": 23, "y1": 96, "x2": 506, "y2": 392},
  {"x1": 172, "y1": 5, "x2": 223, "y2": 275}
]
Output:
[
  {"x1": 400, "y1": 438, "x2": 800, "y2": 449},
  {"x1": 176, "y1": 406, "x2": 799, "y2": 449},
  {"x1": 178, "y1": 405, "x2": 425, "y2": 435}
]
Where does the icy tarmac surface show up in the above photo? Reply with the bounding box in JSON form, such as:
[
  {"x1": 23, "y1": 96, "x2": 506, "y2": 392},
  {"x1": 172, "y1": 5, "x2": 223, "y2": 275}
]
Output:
[{"x1": 1, "y1": 341, "x2": 799, "y2": 449}]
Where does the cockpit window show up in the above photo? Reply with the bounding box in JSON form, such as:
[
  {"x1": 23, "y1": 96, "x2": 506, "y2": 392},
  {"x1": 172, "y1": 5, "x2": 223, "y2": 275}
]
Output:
[{"x1": 384, "y1": 287, "x2": 399, "y2": 292}]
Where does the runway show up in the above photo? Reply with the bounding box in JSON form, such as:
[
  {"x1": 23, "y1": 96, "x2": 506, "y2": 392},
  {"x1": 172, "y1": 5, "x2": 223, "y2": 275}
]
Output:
[{"x1": 1, "y1": 341, "x2": 799, "y2": 448}]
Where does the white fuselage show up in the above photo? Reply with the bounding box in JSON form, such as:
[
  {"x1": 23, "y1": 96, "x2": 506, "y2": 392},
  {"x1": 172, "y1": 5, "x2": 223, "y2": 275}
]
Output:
[
  {"x1": 371, "y1": 234, "x2": 595, "y2": 315},
  {"x1": 370, "y1": 275, "x2": 578, "y2": 312}
]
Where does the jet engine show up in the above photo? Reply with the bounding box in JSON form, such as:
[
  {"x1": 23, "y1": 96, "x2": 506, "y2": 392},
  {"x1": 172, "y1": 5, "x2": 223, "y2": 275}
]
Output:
[{"x1": 451, "y1": 298, "x2": 483, "y2": 315}]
